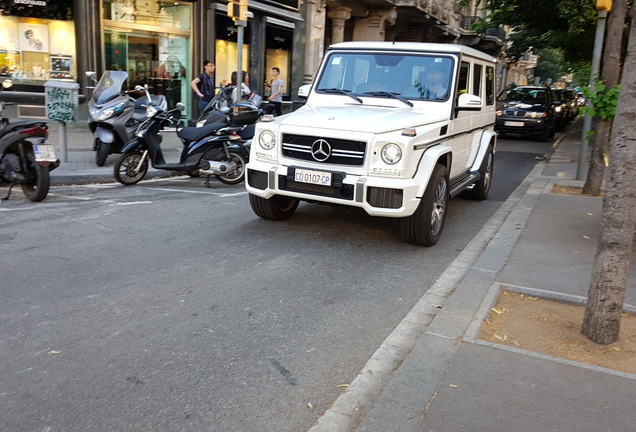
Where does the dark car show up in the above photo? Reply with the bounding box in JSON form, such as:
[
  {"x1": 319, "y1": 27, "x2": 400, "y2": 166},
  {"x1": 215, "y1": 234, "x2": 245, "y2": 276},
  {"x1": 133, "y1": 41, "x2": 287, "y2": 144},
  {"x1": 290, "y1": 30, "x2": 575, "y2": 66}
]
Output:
[
  {"x1": 551, "y1": 88, "x2": 572, "y2": 131},
  {"x1": 495, "y1": 85, "x2": 556, "y2": 142}
]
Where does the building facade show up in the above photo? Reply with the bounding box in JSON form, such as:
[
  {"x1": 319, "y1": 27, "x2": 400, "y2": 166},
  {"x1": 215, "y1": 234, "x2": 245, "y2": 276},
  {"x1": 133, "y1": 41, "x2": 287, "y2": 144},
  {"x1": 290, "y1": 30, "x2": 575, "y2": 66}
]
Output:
[{"x1": 0, "y1": 0, "x2": 514, "y2": 122}]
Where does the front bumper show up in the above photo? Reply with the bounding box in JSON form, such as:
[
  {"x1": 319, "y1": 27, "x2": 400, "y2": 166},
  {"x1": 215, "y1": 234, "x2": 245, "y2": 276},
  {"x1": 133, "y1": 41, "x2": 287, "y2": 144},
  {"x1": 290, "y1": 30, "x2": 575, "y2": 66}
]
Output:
[
  {"x1": 495, "y1": 117, "x2": 550, "y2": 135},
  {"x1": 245, "y1": 160, "x2": 422, "y2": 217}
]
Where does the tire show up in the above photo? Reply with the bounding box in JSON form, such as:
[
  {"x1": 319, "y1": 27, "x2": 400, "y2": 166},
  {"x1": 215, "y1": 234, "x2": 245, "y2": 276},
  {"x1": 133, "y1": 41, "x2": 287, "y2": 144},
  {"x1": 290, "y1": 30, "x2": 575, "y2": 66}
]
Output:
[
  {"x1": 400, "y1": 164, "x2": 449, "y2": 246},
  {"x1": 248, "y1": 193, "x2": 299, "y2": 221},
  {"x1": 114, "y1": 151, "x2": 148, "y2": 186},
  {"x1": 462, "y1": 144, "x2": 494, "y2": 201},
  {"x1": 216, "y1": 151, "x2": 246, "y2": 185},
  {"x1": 95, "y1": 139, "x2": 110, "y2": 167},
  {"x1": 21, "y1": 153, "x2": 50, "y2": 202}
]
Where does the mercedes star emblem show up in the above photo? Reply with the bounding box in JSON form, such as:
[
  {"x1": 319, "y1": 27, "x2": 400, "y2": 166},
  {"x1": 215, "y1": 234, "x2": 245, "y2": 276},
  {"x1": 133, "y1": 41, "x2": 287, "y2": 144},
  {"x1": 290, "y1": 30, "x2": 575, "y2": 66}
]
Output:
[{"x1": 311, "y1": 139, "x2": 332, "y2": 162}]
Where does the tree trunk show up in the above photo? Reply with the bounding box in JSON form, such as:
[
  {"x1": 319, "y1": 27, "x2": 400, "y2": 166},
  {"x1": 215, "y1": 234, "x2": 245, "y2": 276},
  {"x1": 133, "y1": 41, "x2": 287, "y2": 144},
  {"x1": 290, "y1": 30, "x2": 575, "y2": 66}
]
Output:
[
  {"x1": 582, "y1": 0, "x2": 628, "y2": 195},
  {"x1": 582, "y1": 4, "x2": 636, "y2": 345}
]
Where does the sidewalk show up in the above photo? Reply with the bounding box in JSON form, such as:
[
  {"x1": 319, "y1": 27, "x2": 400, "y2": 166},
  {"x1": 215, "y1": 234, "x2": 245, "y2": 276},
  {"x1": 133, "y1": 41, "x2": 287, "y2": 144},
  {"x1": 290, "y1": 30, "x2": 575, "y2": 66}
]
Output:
[
  {"x1": 309, "y1": 117, "x2": 636, "y2": 432},
  {"x1": 46, "y1": 122, "x2": 182, "y2": 185}
]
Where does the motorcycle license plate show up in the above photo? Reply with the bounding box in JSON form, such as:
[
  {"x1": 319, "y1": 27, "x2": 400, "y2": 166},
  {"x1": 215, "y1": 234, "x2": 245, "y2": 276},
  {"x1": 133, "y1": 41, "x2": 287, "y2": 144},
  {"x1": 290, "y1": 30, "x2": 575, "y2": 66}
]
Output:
[
  {"x1": 294, "y1": 168, "x2": 332, "y2": 186},
  {"x1": 34, "y1": 144, "x2": 57, "y2": 162}
]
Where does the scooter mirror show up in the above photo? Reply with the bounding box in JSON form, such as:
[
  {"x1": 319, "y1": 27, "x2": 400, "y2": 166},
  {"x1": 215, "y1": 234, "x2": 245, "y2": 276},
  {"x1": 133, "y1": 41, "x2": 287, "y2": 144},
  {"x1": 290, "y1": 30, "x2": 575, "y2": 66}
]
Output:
[
  {"x1": 176, "y1": 102, "x2": 186, "y2": 112},
  {"x1": 220, "y1": 106, "x2": 231, "y2": 115},
  {"x1": 2, "y1": 79, "x2": 13, "y2": 89}
]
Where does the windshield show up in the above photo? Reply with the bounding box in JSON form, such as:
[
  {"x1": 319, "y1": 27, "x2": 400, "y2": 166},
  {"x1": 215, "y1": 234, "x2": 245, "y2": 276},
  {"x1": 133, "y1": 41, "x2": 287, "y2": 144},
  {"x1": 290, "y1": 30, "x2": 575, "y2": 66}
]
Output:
[
  {"x1": 93, "y1": 70, "x2": 128, "y2": 104},
  {"x1": 499, "y1": 88, "x2": 548, "y2": 104},
  {"x1": 315, "y1": 52, "x2": 455, "y2": 101}
]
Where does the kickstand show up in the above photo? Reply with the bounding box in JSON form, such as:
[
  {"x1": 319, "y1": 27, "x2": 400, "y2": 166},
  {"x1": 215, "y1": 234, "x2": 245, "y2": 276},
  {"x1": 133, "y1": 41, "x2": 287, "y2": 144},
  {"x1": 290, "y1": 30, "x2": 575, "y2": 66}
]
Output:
[
  {"x1": 2, "y1": 184, "x2": 15, "y2": 201},
  {"x1": 204, "y1": 175, "x2": 215, "y2": 188}
]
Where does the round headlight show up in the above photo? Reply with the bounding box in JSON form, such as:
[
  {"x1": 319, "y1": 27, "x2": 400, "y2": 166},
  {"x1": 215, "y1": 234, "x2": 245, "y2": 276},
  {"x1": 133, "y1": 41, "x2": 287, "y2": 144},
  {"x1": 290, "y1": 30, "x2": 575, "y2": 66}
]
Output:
[
  {"x1": 259, "y1": 130, "x2": 276, "y2": 150},
  {"x1": 381, "y1": 143, "x2": 402, "y2": 165}
]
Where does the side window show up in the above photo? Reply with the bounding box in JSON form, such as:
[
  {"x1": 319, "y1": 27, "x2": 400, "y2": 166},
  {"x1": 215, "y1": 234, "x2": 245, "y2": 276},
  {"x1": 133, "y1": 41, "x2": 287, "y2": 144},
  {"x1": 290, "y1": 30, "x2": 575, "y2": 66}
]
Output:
[
  {"x1": 457, "y1": 61, "x2": 470, "y2": 101},
  {"x1": 485, "y1": 66, "x2": 495, "y2": 105},
  {"x1": 472, "y1": 64, "x2": 483, "y2": 97}
]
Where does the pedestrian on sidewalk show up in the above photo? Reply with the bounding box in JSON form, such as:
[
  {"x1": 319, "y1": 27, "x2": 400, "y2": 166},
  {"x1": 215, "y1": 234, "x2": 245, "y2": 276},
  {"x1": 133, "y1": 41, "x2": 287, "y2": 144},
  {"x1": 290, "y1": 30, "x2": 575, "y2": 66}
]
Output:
[
  {"x1": 265, "y1": 67, "x2": 283, "y2": 116},
  {"x1": 190, "y1": 60, "x2": 216, "y2": 111}
]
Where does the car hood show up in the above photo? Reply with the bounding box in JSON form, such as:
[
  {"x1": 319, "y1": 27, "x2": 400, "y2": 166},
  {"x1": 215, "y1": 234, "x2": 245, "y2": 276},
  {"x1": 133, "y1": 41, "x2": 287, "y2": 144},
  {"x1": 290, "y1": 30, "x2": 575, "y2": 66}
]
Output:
[
  {"x1": 498, "y1": 101, "x2": 549, "y2": 111},
  {"x1": 280, "y1": 104, "x2": 447, "y2": 134}
]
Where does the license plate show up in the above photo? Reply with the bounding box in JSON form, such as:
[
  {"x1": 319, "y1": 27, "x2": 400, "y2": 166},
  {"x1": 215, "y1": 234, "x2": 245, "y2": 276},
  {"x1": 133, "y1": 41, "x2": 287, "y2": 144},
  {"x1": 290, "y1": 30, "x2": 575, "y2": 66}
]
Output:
[
  {"x1": 34, "y1": 144, "x2": 57, "y2": 162},
  {"x1": 504, "y1": 121, "x2": 524, "y2": 127},
  {"x1": 294, "y1": 168, "x2": 332, "y2": 186}
]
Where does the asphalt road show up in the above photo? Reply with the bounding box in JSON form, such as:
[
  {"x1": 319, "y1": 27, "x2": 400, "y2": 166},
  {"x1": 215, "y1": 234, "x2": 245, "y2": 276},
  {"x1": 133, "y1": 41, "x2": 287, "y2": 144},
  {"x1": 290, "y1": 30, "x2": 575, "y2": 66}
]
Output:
[{"x1": 0, "y1": 136, "x2": 553, "y2": 432}]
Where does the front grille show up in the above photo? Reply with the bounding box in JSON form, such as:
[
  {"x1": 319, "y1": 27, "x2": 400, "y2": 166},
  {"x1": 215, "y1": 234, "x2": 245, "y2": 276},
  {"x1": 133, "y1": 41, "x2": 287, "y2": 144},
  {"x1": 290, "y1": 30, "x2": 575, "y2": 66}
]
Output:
[
  {"x1": 282, "y1": 134, "x2": 366, "y2": 166},
  {"x1": 247, "y1": 169, "x2": 268, "y2": 190},
  {"x1": 503, "y1": 110, "x2": 526, "y2": 117},
  {"x1": 279, "y1": 175, "x2": 354, "y2": 200},
  {"x1": 367, "y1": 187, "x2": 403, "y2": 209}
]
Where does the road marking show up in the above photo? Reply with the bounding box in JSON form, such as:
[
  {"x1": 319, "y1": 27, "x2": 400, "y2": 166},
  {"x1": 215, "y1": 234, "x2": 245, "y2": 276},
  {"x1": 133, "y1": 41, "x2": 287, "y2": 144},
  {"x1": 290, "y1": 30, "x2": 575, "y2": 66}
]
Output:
[{"x1": 114, "y1": 201, "x2": 153, "y2": 205}]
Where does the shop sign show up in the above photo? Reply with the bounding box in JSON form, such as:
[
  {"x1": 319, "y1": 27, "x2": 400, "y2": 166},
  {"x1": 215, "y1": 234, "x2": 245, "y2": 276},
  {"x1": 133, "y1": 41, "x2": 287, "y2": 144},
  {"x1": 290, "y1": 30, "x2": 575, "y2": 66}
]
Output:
[{"x1": 0, "y1": 0, "x2": 73, "y2": 20}]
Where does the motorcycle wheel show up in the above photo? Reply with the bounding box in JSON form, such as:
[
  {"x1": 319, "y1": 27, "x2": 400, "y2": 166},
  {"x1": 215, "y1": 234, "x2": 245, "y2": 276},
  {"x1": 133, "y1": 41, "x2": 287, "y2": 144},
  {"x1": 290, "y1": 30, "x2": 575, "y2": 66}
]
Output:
[
  {"x1": 216, "y1": 151, "x2": 246, "y2": 185},
  {"x1": 21, "y1": 153, "x2": 50, "y2": 202},
  {"x1": 114, "y1": 151, "x2": 148, "y2": 186},
  {"x1": 95, "y1": 139, "x2": 110, "y2": 167}
]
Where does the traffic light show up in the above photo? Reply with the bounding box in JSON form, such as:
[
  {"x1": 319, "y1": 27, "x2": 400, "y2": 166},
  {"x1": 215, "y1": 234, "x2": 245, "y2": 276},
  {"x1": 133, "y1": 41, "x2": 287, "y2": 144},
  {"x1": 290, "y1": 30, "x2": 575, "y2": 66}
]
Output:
[
  {"x1": 227, "y1": 0, "x2": 248, "y2": 20},
  {"x1": 227, "y1": 0, "x2": 240, "y2": 19},
  {"x1": 596, "y1": 0, "x2": 612, "y2": 11}
]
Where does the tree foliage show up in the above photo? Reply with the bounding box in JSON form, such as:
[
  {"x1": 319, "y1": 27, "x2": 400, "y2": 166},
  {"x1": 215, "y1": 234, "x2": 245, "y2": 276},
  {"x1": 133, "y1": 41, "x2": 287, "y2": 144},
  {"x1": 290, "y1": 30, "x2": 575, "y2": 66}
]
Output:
[{"x1": 475, "y1": 0, "x2": 598, "y2": 62}]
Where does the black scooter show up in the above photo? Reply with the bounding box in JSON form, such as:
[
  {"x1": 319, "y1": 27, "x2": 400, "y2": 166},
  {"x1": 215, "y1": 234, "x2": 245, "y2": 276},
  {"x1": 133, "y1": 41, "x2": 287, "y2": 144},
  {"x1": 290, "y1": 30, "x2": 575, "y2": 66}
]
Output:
[
  {"x1": 0, "y1": 79, "x2": 60, "y2": 202},
  {"x1": 87, "y1": 70, "x2": 167, "y2": 166},
  {"x1": 113, "y1": 88, "x2": 259, "y2": 186}
]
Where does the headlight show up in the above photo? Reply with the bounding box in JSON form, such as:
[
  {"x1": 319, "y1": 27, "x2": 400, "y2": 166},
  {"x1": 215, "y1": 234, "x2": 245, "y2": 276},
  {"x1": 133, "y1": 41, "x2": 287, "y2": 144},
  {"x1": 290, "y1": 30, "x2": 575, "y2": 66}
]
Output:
[
  {"x1": 555, "y1": 106, "x2": 562, "y2": 113},
  {"x1": 146, "y1": 105, "x2": 160, "y2": 117},
  {"x1": 527, "y1": 111, "x2": 548, "y2": 119},
  {"x1": 259, "y1": 130, "x2": 276, "y2": 150},
  {"x1": 94, "y1": 107, "x2": 115, "y2": 121},
  {"x1": 381, "y1": 143, "x2": 402, "y2": 165}
]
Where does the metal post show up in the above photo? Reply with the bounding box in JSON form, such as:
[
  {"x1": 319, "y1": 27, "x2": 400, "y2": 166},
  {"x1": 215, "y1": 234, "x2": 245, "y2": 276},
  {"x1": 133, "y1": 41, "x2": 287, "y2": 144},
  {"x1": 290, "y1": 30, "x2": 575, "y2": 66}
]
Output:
[
  {"x1": 237, "y1": 21, "x2": 245, "y2": 91},
  {"x1": 59, "y1": 121, "x2": 68, "y2": 163},
  {"x1": 577, "y1": 10, "x2": 608, "y2": 180}
]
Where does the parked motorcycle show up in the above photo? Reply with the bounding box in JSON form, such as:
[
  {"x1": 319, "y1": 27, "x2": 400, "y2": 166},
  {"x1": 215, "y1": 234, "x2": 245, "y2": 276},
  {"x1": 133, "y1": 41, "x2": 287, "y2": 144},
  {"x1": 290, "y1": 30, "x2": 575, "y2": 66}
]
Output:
[
  {"x1": 113, "y1": 86, "x2": 260, "y2": 186},
  {"x1": 0, "y1": 79, "x2": 60, "y2": 202},
  {"x1": 87, "y1": 70, "x2": 167, "y2": 166}
]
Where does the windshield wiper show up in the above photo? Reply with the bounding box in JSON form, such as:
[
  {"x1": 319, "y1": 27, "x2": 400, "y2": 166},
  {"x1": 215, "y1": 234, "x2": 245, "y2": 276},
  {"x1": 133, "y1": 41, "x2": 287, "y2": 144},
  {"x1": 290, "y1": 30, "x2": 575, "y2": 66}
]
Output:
[
  {"x1": 318, "y1": 88, "x2": 363, "y2": 103},
  {"x1": 363, "y1": 91, "x2": 413, "y2": 107}
]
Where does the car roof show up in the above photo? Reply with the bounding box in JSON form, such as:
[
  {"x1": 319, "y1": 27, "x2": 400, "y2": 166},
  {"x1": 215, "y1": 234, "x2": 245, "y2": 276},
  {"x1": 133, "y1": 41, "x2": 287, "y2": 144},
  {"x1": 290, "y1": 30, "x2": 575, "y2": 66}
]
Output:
[{"x1": 327, "y1": 41, "x2": 497, "y2": 63}]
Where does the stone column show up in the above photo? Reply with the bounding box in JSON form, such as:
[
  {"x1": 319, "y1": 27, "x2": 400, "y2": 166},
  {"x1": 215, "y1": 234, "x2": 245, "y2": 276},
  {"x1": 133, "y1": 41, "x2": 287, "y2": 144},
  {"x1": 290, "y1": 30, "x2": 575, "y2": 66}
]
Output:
[
  {"x1": 304, "y1": 0, "x2": 327, "y2": 84},
  {"x1": 328, "y1": 7, "x2": 352, "y2": 44}
]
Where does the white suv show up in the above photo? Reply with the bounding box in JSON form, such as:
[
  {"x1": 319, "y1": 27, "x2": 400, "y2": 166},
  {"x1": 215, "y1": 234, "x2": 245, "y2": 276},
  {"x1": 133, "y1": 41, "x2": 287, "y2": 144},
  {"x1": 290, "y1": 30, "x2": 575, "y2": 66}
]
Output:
[{"x1": 246, "y1": 42, "x2": 497, "y2": 246}]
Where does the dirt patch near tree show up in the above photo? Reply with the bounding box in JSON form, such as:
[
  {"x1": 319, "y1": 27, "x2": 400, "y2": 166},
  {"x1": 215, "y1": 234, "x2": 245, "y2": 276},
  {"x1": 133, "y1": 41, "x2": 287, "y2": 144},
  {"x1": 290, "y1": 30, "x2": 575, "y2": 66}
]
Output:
[
  {"x1": 550, "y1": 184, "x2": 603, "y2": 197},
  {"x1": 478, "y1": 289, "x2": 636, "y2": 375}
]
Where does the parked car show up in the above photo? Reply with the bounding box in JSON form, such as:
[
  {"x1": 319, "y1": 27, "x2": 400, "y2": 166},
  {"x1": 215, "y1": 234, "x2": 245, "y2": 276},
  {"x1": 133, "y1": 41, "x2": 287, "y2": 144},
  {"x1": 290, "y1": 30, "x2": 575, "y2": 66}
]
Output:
[
  {"x1": 551, "y1": 88, "x2": 572, "y2": 131},
  {"x1": 495, "y1": 85, "x2": 556, "y2": 141},
  {"x1": 562, "y1": 88, "x2": 580, "y2": 118}
]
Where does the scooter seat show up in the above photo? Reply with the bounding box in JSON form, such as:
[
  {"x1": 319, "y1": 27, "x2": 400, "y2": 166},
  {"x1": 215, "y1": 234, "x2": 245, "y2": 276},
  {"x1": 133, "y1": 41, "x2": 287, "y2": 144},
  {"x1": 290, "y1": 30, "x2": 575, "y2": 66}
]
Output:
[
  {"x1": 0, "y1": 120, "x2": 46, "y2": 139},
  {"x1": 178, "y1": 120, "x2": 229, "y2": 142}
]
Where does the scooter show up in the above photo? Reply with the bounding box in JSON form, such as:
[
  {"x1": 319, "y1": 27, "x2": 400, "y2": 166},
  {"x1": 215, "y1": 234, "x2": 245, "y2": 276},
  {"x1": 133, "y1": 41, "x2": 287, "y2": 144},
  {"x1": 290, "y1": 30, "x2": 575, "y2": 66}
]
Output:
[
  {"x1": 113, "y1": 86, "x2": 260, "y2": 186},
  {"x1": 87, "y1": 70, "x2": 167, "y2": 166},
  {"x1": 0, "y1": 79, "x2": 60, "y2": 202}
]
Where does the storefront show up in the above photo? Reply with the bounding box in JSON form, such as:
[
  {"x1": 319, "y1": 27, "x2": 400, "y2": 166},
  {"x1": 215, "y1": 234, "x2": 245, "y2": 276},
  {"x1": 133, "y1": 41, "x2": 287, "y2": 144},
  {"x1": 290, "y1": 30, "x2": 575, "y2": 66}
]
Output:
[
  {"x1": 0, "y1": 1, "x2": 76, "y2": 92},
  {"x1": 102, "y1": 0, "x2": 194, "y2": 113}
]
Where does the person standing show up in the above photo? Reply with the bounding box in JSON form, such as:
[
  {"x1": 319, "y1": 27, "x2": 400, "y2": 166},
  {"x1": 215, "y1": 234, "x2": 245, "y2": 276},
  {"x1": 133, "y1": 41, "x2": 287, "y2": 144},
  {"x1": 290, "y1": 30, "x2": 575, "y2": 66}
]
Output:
[
  {"x1": 190, "y1": 60, "x2": 216, "y2": 111},
  {"x1": 267, "y1": 67, "x2": 283, "y2": 116}
]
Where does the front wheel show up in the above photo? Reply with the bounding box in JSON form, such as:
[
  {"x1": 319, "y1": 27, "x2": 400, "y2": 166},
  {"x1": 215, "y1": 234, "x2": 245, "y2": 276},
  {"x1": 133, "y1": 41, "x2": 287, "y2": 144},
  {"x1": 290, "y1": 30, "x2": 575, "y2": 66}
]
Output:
[
  {"x1": 114, "y1": 151, "x2": 148, "y2": 186},
  {"x1": 21, "y1": 153, "x2": 50, "y2": 202},
  {"x1": 400, "y1": 164, "x2": 449, "y2": 246},
  {"x1": 95, "y1": 139, "x2": 110, "y2": 166},
  {"x1": 249, "y1": 193, "x2": 299, "y2": 220},
  {"x1": 216, "y1": 151, "x2": 246, "y2": 185}
]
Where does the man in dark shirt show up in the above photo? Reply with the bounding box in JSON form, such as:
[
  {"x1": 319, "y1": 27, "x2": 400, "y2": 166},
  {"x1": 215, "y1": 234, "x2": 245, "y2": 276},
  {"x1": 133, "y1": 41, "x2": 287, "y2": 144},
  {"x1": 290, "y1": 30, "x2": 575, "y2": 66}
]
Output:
[{"x1": 190, "y1": 60, "x2": 216, "y2": 111}]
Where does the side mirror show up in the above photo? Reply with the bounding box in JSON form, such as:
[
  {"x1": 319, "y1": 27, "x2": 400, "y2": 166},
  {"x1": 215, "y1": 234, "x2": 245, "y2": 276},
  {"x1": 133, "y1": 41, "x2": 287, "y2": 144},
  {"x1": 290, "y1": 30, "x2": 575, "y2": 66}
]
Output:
[
  {"x1": 456, "y1": 93, "x2": 482, "y2": 111},
  {"x1": 176, "y1": 102, "x2": 185, "y2": 112},
  {"x1": 298, "y1": 84, "x2": 311, "y2": 99}
]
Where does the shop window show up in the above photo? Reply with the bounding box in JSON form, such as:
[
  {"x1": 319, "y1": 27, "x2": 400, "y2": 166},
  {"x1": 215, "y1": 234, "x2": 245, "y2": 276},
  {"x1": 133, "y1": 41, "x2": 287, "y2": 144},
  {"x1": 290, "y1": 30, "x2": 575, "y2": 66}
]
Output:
[
  {"x1": 215, "y1": 14, "x2": 250, "y2": 89},
  {"x1": 264, "y1": 25, "x2": 293, "y2": 101},
  {"x1": 0, "y1": 16, "x2": 76, "y2": 83}
]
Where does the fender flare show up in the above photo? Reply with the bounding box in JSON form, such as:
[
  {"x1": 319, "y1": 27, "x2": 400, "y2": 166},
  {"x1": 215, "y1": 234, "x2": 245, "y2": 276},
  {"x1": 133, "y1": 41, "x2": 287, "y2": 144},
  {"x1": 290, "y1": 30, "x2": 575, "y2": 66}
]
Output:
[
  {"x1": 469, "y1": 129, "x2": 497, "y2": 172},
  {"x1": 121, "y1": 138, "x2": 143, "y2": 153},
  {"x1": 412, "y1": 144, "x2": 453, "y2": 198}
]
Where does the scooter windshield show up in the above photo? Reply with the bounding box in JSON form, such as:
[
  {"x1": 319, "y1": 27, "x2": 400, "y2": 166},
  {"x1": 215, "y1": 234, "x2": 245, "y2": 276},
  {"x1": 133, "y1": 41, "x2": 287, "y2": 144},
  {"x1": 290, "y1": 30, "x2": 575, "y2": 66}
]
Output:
[{"x1": 93, "y1": 71, "x2": 128, "y2": 104}]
